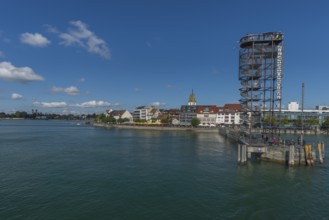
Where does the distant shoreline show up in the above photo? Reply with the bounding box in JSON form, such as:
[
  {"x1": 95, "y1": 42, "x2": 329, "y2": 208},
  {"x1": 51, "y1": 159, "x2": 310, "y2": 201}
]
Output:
[{"x1": 93, "y1": 123, "x2": 219, "y2": 133}]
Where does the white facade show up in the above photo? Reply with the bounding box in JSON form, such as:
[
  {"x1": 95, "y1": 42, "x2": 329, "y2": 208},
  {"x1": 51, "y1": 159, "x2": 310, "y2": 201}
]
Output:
[
  {"x1": 133, "y1": 106, "x2": 154, "y2": 121},
  {"x1": 288, "y1": 102, "x2": 299, "y2": 111},
  {"x1": 216, "y1": 112, "x2": 240, "y2": 125},
  {"x1": 106, "y1": 109, "x2": 133, "y2": 121},
  {"x1": 116, "y1": 111, "x2": 133, "y2": 120},
  {"x1": 197, "y1": 113, "x2": 217, "y2": 126}
]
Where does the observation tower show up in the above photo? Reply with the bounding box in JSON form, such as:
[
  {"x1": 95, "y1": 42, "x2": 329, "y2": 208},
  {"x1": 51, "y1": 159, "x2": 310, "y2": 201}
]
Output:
[{"x1": 239, "y1": 32, "x2": 284, "y2": 142}]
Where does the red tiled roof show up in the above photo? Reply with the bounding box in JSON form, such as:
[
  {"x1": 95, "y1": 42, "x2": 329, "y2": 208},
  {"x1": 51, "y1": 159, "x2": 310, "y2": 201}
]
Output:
[
  {"x1": 196, "y1": 105, "x2": 218, "y2": 114},
  {"x1": 223, "y1": 104, "x2": 241, "y2": 111},
  {"x1": 109, "y1": 110, "x2": 126, "y2": 117}
]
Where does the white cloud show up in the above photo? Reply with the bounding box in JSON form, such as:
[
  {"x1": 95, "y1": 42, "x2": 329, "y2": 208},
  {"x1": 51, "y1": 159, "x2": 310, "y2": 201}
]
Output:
[
  {"x1": 152, "y1": 102, "x2": 166, "y2": 107},
  {"x1": 45, "y1": 24, "x2": 59, "y2": 34},
  {"x1": 0, "y1": 61, "x2": 44, "y2": 82},
  {"x1": 20, "y1": 32, "x2": 50, "y2": 47},
  {"x1": 75, "y1": 100, "x2": 110, "y2": 108},
  {"x1": 33, "y1": 101, "x2": 68, "y2": 108},
  {"x1": 11, "y1": 93, "x2": 23, "y2": 100},
  {"x1": 59, "y1": 20, "x2": 111, "y2": 60},
  {"x1": 51, "y1": 86, "x2": 79, "y2": 95}
]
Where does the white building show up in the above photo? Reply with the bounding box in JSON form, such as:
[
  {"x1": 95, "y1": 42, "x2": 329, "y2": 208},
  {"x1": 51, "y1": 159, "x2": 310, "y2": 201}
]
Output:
[
  {"x1": 133, "y1": 106, "x2": 158, "y2": 121},
  {"x1": 106, "y1": 109, "x2": 133, "y2": 121},
  {"x1": 288, "y1": 102, "x2": 299, "y2": 111},
  {"x1": 196, "y1": 105, "x2": 217, "y2": 126},
  {"x1": 216, "y1": 104, "x2": 241, "y2": 126}
]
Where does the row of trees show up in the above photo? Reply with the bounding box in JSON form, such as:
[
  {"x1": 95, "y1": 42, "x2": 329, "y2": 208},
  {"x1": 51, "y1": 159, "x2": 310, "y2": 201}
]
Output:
[
  {"x1": 0, "y1": 111, "x2": 96, "y2": 120},
  {"x1": 95, "y1": 114, "x2": 130, "y2": 124},
  {"x1": 263, "y1": 115, "x2": 329, "y2": 130}
]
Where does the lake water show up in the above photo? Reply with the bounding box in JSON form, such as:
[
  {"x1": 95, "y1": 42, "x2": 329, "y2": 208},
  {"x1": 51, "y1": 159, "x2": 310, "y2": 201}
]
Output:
[{"x1": 1, "y1": 120, "x2": 329, "y2": 219}]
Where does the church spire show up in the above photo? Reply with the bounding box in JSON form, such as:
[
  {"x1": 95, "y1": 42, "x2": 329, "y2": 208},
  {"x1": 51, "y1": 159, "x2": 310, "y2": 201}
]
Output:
[{"x1": 188, "y1": 89, "x2": 196, "y2": 106}]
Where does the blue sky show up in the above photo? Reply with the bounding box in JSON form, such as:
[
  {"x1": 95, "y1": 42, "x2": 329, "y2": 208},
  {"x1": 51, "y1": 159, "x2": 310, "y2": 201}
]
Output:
[{"x1": 0, "y1": 0, "x2": 328, "y2": 114}]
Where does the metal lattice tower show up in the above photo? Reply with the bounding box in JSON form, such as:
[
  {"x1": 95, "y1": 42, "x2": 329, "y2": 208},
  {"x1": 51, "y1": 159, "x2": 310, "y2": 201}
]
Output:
[{"x1": 239, "y1": 32, "x2": 284, "y2": 141}]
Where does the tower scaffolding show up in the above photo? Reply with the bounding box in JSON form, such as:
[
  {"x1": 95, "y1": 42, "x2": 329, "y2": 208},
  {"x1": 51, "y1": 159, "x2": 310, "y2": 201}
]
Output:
[{"x1": 239, "y1": 32, "x2": 284, "y2": 143}]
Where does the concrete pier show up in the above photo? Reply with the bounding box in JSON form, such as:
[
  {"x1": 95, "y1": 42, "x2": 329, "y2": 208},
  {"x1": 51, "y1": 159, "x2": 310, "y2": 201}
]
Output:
[
  {"x1": 237, "y1": 144, "x2": 247, "y2": 164},
  {"x1": 246, "y1": 144, "x2": 308, "y2": 165},
  {"x1": 235, "y1": 141, "x2": 322, "y2": 166},
  {"x1": 220, "y1": 127, "x2": 325, "y2": 166}
]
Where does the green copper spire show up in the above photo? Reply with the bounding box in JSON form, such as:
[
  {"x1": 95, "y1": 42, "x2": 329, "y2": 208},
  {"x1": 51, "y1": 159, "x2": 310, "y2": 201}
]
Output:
[{"x1": 188, "y1": 89, "x2": 196, "y2": 106}]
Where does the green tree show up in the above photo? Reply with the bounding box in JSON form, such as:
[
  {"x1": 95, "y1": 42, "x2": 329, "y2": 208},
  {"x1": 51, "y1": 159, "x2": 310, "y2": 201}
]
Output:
[
  {"x1": 191, "y1": 118, "x2": 200, "y2": 127},
  {"x1": 307, "y1": 117, "x2": 319, "y2": 126},
  {"x1": 95, "y1": 114, "x2": 106, "y2": 123},
  {"x1": 117, "y1": 118, "x2": 130, "y2": 123},
  {"x1": 281, "y1": 117, "x2": 289, "y2": 125},
  {"x1": 134, "y1": 119, "x2": 147, "y2": 123},
  {"x1": 160, "y1": 118, "x2": 169, "y2": 124},
  {"x1": 293, "y1": 119, "x2": 302, "y2": 127},
  {"x1": 104, "y1": 116, "x2": 116, "y2": 124},
  {"x1": 321, "y1": 117, "x2": 329, "y2": 130},
  {"x1": 263, "y1": 115, "x2": 277, "y2": 126},
  {"x1": 15, "y1": 111, "x2": 28, "y2": 118}
]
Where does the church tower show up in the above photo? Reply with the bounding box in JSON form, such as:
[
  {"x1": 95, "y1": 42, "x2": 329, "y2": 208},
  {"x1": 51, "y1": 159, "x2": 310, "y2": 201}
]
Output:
[{"x1": 188, "y1": 89, "x2": 196, "y2": 106}]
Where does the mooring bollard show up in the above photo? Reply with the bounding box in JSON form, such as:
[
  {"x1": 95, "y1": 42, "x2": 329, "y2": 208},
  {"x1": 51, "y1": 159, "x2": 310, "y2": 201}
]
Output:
[
  {"x1": 237, "y1": 144, "x2": 241, "y2": 163},
  {"x1": 318, "y1": 142, "x2": 323, "y2": 164},
  {"x1": 241, "y1": 144, "x2": 246, "y2": 163},
  {"x1": 321, "y1": 141, "x2": 325, "y2": 159},
  {"x1": 305, "y1": 144, "x2": 314, "y2": 166}
]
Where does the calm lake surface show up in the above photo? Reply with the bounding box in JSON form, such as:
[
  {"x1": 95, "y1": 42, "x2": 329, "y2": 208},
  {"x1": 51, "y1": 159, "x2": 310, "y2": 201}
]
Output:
[{"x1": 1, "y1": 120, "x2": 329, "y2": 219}]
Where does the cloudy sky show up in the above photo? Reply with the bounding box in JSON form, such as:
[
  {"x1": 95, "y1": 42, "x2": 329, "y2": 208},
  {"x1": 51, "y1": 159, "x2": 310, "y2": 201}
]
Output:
[{"x1": 0, "y1": 0, "x2": 329, "y2": 114}]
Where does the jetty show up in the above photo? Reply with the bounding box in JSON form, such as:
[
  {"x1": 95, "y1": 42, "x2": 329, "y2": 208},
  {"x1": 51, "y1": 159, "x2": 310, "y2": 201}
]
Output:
[{"x1": 220, "y1": 127, "x2": 325, "y2": 166}]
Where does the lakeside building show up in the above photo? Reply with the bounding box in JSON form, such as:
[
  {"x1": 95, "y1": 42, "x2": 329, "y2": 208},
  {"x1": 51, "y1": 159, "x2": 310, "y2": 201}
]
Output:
[
  {"x1": 196, "y1": 105, "x2": 218, "y2": 126},
  {"x1": 217, "y1": 104, "x2": 241, "y2": 126},
  {"x1": 179, "y1": 90, "x2": 242, "y2": 126},
  {"x1": 275, "y1": 101, "x2": 329, "y2": 128},
  {"x1": 316, "y1": 105, "x2": 329, "y2": 110},
  {"x1": 106, "y1": 109, "x2": 133, "y2": 122},
  {"x1": 288, "y1": 102, "x2": 299, "y2": 111},
  {"x1": 179, "y1": 90, "x2": 197, "y2": 126},
  {"x1": 157, "y1": 109, "x2": 180, "y2": 124},
  {"x1": 132, "y1": 106, "x2": 154, "y2": 121},
  {"x1": 132, "y1": 106, "x2": 163, "y2": 122},
  {"x1": 179, "y1": 105, "x2": 197, "y2": 126},
  {"x1": 242, "y1": 101, "x2": 329, "y2": 129}
]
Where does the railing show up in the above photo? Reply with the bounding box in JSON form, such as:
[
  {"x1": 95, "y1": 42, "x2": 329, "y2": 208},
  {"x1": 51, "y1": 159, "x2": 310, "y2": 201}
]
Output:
[{"x1": 240, "y1": 32, "x2": 283, "y2": 46}]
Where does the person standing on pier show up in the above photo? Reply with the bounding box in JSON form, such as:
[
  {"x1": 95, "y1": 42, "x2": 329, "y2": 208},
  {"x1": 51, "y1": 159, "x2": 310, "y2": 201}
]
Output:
[{"x1": 273, "y1": 137, "x2": 277, "y2": 145}]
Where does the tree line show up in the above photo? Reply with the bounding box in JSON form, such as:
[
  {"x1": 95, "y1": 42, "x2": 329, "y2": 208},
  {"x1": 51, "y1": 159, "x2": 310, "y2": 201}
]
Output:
[{"x1": 0, "y1": 111, "x2": 96, "y2": 120}]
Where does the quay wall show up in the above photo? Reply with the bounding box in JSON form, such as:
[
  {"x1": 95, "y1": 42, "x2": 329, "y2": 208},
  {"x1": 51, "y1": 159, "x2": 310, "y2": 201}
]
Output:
[
  {"x1": 259, "y1": 145, "x2": 315, "y2": 165},
  {"x1": 222, "y1": 127, "x2": 323, "y2": 165},
  {"x1": 93, "y1": 123, "x2": 219, "y2": 133}
]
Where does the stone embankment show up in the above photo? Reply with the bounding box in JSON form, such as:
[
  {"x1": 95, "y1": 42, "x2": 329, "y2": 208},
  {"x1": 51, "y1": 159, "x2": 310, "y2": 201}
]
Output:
[{"x1": 93, "y1": 123, "x2": 219, "y2": 133}]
